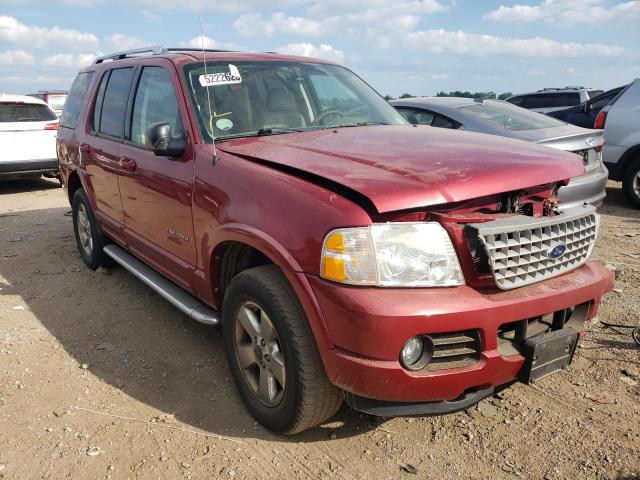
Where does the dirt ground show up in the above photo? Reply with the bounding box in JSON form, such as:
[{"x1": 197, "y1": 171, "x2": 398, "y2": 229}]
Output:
[{"x1": 0, "y1": 177, "x2": 638, "y2": 480}]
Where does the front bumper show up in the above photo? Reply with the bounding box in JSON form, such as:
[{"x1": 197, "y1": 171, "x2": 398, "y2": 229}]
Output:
[
  {"x1": 558, "y1": 165, "x2": 608, "y2": 209},
  {"x1": 0, "y1": 158, "x2": 59, "y2": 176},
  {"x1": 309, "y1": 261, "x2": 614, "y2": 405}
]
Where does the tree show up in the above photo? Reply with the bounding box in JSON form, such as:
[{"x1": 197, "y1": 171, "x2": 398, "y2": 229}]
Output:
[
  {"x1": 383, "y1": 94, "x2": 395, "y2": 101},
  {"x1": 399, "y1": 93, "x2": 413, "y2": 99}
]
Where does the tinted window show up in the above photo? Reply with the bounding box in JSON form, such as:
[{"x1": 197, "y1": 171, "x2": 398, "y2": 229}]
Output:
[
  {"x1": 432, "y1": 114, "x2": 459, "y2": 129},
  {"x1": 525, "y1": 93, "x2": 580, "y2": 109},
  {"x1": 0, "y1": 102, "x2": 57, "y2": 122},
  {"x1": 506, "y1": 96, "x2": 522, "y2": 106},
  {"x1": 60, "y1": 72, "x2": 94, "y2": 129},
  {"x1": 92, "y1": 72, "x2": 109, "y2": 132},
  {"x1": 130, "y1": 67, "x2": 181, "y2": 145},
  {"x1": 396, "y1": 107, "x2": 434, "y2": 125},
  {"x1": 99, "y1": 67, "x2": 134, "y2": 138},
  {"x1": 588, "y1": 90, "x2": 604, "y2": 98}
]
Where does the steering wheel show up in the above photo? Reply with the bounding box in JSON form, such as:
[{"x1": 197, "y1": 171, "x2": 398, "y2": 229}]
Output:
[{"x1": 312, "y1": 109, "x2": 346, "y2": 126}]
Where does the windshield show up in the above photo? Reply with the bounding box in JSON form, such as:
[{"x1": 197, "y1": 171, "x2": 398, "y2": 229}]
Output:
[
  {"x1": 458, "y1": 101, "x2": 566, "y2": 131},
  {"x1": 183, "y1": 60, "x2": 407, "y2": 142}
]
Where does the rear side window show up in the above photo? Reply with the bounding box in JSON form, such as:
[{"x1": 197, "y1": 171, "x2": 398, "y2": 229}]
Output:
[
  {"x1": 98, "y1": 67, "x2": 134, "y2": 138},
  {"x1": 129, "y1": 67, "x2": 181, "y2": 145},
  {"x1": 60, "y1": 72, "x2": 94, "y2": 129},
  {"x1": 0, "y1": 102, "x2": 57, "y2": 122},
  {"x1": 506, "y1": 96, "x2": 522, "y2": 106},
  {"x1": 432, "y1": 114, "x2": 460, "y2": 129},
  {"x1": 396, "y1": 107, "x2": 435, "y2": 125}
]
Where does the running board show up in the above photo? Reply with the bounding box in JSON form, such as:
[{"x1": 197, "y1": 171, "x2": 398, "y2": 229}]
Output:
[{"x1": 103, "y1": 244, "x2": 220, "y2": 326}]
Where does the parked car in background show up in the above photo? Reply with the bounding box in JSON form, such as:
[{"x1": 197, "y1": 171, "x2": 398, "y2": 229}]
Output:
[
  {"x1": 596, "y1": 79, "x2": 640, "y2": 207},
  {"x1": 391, "y1": 97, "x2": 608, "y2": 210},
  {"x1": 547, "y1": 86, "x2": 627, "y2": 129},
  {"x1": 506, "y1": 87, "x2": 603, "y2": 114},
  {"x1": 58, "y1": 47, "x2": 614, "y2": 434},
  {"x1": 27, "y1": 90, "x2": 68, "y2": 117},
  {"x1": 0, "y1": 94, "x2": 59, "y2": 179}
]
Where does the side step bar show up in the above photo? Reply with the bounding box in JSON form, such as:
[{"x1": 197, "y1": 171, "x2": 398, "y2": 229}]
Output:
[{"x1": 103, "y1": 244, "x2": 220, "y2": 326}]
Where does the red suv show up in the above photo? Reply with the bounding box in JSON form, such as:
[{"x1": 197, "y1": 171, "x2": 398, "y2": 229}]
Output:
[{"x1": 57, "y1": 47, "x2": 614, "y2": 434}]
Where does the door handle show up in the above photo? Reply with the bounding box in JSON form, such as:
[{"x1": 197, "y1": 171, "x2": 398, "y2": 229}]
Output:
[{"x1": 119, "y1": 157, "x2": 137, "y2": 172}]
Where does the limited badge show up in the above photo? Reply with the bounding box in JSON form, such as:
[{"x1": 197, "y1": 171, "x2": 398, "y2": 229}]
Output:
[{"x1": 216, "y1": 118, "x2": 234, "y2": 130}]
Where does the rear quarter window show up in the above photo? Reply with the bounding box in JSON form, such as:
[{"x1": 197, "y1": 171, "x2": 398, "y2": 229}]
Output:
[
  {"x1": 60, "y1": 72, "x2": 95, "y2": 129},
  {"x1": 0, "y1": 103, "x2": 57, "y2": 122}
]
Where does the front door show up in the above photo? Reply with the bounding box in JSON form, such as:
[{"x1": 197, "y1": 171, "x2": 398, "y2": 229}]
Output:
[{"x1": 118, "y1": 61, "x2": 197, "y2": 288}]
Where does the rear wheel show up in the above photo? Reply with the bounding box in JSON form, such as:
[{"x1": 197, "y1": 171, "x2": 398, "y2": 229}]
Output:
[
  {"x1": 622, "y1": 158, "x2": 640, "y2": 208},
  {"x1": 222, "y1": 265, "x2": 342, "y2": 434},
  {"x1": 72, "y1": 188, "x2": 107, "y2": 269}
]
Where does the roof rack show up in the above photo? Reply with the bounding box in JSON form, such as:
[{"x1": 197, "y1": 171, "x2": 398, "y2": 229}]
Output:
[
  {"x1": 92, "y1": 46, "x2": 238, "y2": 64},
  {"x1": 537, "y1": 86, "x2": 587, "y2": 92}
]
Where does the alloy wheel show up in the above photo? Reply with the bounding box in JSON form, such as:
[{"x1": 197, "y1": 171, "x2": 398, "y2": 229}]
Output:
[
  {"x1": 233, "y1": 301, "x2": 286, "y2": 407},
  {"x1": 76, "y1": 204, "x2": 93, "y2": 256}
]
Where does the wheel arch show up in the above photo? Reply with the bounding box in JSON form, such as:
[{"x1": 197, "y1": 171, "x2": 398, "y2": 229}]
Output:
[
  {"x1": 613, "y1": 144, "x2": 640, "y2": 181},
  {"x1": 208, "y1": 224, "x2": 334, "y2": 351}
]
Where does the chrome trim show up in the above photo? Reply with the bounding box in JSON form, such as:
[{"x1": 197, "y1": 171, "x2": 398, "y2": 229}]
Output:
[{"x1": 103, "y1": 244, "x2": 220, "y2": 325}]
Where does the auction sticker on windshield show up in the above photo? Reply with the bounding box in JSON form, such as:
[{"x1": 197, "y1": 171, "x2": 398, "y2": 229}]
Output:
[{"x1": 199, "y1": 65, "x2": 242, "y2": 87}]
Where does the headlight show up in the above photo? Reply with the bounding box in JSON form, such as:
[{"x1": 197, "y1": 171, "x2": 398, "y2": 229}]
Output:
[{"x1": 321, "y1": 223, "x2": 464, "y2": 287}]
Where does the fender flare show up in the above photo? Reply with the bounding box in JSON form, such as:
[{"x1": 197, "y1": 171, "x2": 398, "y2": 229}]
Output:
[{"x1": 209, "y1": 223, "x2": 334, "y2": 351}]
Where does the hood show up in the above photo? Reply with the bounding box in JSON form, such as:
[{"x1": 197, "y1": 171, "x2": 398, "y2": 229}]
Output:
[{"x1": 217, "y1": 125, "x2": 584, "y2": 213}]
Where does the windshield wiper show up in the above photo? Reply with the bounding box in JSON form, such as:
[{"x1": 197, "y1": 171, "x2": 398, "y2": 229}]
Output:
[
  {"x1": 255, "y1": 127, "x2": 305, "y2": 136},
  {"x1": 326, "y1": 122, "x2": 388, "y2": 129}
]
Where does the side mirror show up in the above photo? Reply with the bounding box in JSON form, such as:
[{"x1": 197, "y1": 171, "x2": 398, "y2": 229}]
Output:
[{"x1": 144, "y1": 122, "x2": 186, "y2": 158}]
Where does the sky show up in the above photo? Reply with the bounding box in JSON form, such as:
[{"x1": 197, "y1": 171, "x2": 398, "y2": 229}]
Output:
[{"x1": 0, "y1": 0, "x2": 639, "y2": 97}]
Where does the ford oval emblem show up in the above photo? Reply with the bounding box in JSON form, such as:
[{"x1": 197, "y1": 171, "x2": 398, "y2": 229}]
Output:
[{"x1": 547, "y1": 243, "x2": 567, "y2": 260}]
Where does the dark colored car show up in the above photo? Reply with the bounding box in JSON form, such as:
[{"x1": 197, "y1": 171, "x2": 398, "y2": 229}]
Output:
[
  {"x1": 57, "y1": 47, "x2": 614, "y2": 434},
  {"x1": 547, "y1": 86, "x2": 626, "y2": 129}
]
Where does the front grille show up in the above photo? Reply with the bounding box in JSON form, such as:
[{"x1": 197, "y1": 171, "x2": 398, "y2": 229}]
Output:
[
  {"x1": 426, "y1": 330, "x2": 481, "y2": 371},
  {"x1": 466, "y1": 205, "x2": 599, "y2": 290}
]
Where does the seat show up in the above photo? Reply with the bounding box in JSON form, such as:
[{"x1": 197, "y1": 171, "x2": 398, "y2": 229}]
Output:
[{"x1": 263, "y1": 89, "x2": 306, "y2": 129}]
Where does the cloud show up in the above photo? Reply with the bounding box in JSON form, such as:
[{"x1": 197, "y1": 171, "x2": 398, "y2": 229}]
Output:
[
  {"x1": 233, "y1": 1, "x2": 447, "y2": 37},
  {"x1": 431, "y1": 73, "x2": 449, "y2": 80},
  {"x1": 233, "y1": 12, "x2": 330, "y2": 37},
  {"x1": 0, "y1": 50, "x2": 34, "y2": 66},
  {"x1": 0, "y1": 16, "x2": 99, "y2": 50},
  {"x1": 403, "y1": 29, "x2": 624, "y2": 57},
  {"x1": 141, "y1": 10, "x2": 162, "y2": 24},
  {"x1": 484, "y1": 0, "x2": 640, "y2": 26},
  {"x1": 278, "y1": 42, "x2": 345, "y2": 63},
  {"x1": 103, "y1": 33, "x2": 146, "y2": 51},
  {"x1": 43, "y1": 53, "x2": 97, "y2": 69},
  {"x1": 182, "y1": 35, "x2": 243, "y2": 51}
]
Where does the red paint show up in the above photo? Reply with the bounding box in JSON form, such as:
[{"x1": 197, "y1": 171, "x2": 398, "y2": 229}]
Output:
[{"x1": 57, "y1": 51, "x2": 613, "y2": 407}]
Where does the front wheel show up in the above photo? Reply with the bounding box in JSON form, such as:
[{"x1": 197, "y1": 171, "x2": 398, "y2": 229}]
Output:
[
  {"x1": 72, "y1": 188, "x2": 107, "y2": 269},
  {"x1": 222, "y1": 265, "x2": 342, "y2": 434},
  {"x1": 622, "y1": 158, "x2": 640, "y2": 209}
]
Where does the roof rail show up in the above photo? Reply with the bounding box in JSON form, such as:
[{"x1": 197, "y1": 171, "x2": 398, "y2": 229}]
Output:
[
  {"x1": 163, "y1": 47, "x2": 236, "y2": 54},
  {"x1": 92, "y1": 46, "x2": 166, "y2": 64}
]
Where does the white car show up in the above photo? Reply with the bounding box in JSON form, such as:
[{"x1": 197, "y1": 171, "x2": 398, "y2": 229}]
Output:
[{"x1": 0, "y1": 94, "x2": 60, "y2": 179}]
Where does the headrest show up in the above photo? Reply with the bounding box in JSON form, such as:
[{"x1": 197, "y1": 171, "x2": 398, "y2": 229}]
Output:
[{"x1": 267, "y1": 89, "x2": 295, "y2": 111}]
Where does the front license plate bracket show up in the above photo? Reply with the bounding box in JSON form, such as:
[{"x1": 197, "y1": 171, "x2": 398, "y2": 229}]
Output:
[{"x1": 518, "y1": 327, "x2": 580, "y2": 384}]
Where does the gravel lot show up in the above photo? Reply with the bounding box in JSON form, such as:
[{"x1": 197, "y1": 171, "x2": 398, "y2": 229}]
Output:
[{"x1": 1, "y1": 178, "x2": 639, "y2": 480}]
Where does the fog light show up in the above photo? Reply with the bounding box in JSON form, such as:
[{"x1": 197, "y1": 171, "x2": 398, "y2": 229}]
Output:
[{"x1": 401, "y1": 337, "x2": 424, "y2": 368}]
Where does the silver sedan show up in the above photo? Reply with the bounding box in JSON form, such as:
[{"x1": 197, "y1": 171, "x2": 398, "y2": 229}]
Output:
[{"x1": 391, "y1": 97, "x2": 608, "y2": 210}]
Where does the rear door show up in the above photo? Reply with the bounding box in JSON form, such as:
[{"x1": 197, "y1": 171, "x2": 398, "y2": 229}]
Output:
[
  {"x1": 118, "y1": 60, "x2": 197, "y2": 287},
  {"x1": 82, "y1": 67, "x2": 135, "y2": 226}
]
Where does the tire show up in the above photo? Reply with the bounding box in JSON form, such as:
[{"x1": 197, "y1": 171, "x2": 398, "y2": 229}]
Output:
[
  {"x1": 222, "y1": 265, "x2": 342, "y2": 434},
  {"x1": 622, "y1": 158, "x2": 640, "y2": 208},
  {"x1": 72, "y1": 188, "x2": 107, "y2": 270}
]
